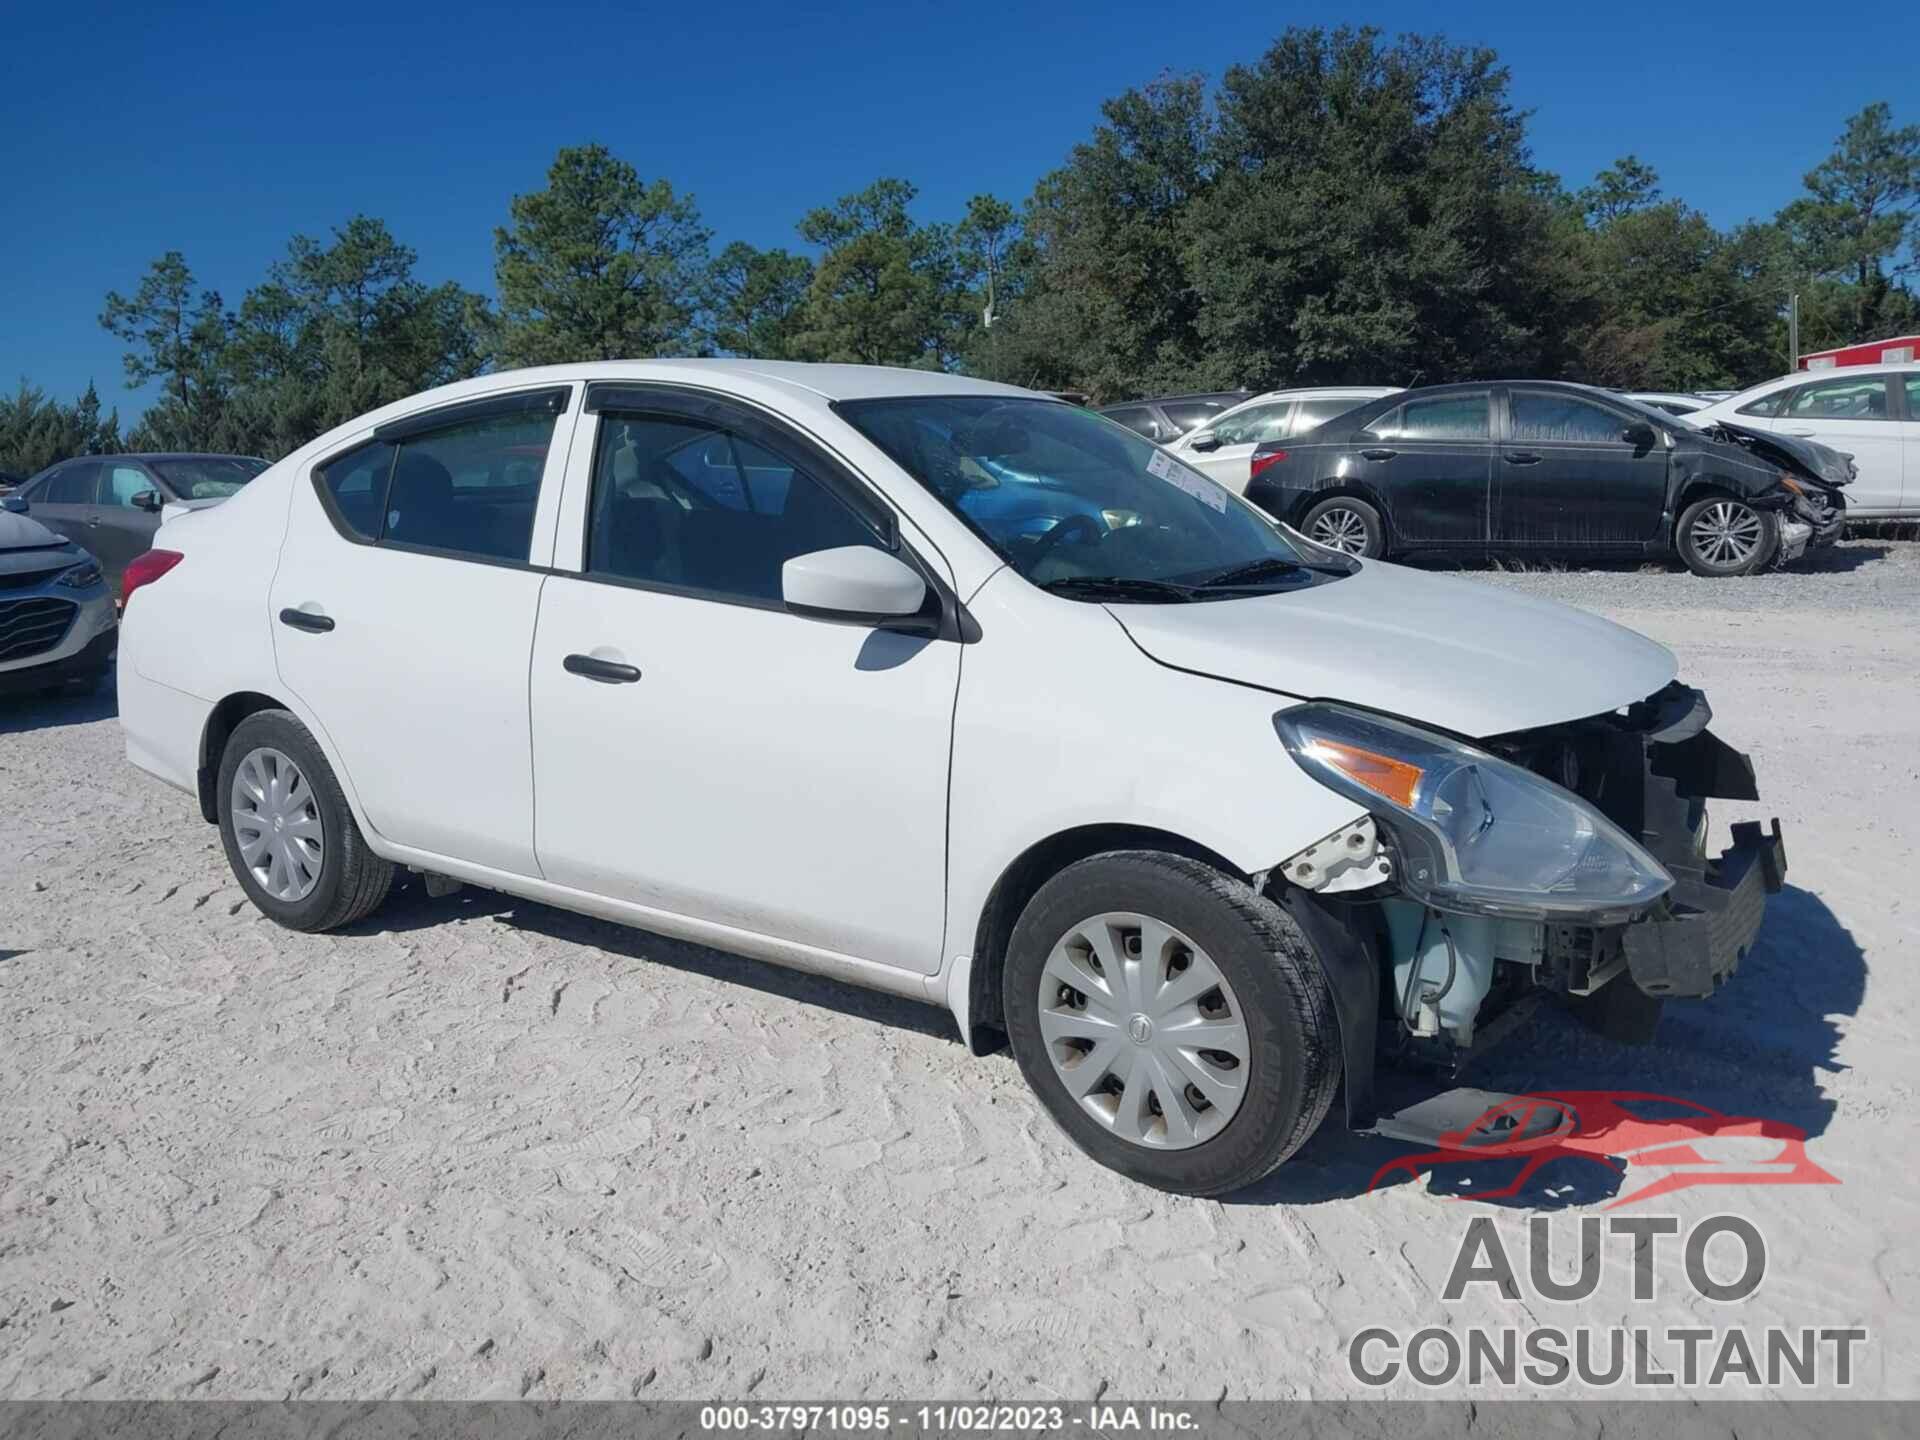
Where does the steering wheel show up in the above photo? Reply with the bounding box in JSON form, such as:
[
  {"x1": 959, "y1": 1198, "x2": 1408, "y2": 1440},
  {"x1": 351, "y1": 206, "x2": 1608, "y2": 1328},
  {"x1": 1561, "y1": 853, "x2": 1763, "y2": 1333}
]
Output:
[{"x1": 1024, "y1": 511, "x2": 1104, "y2": 566}]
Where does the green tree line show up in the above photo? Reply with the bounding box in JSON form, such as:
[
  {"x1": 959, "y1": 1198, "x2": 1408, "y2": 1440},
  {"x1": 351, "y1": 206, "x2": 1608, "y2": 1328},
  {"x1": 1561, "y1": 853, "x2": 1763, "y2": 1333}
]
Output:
[{"x1": 6, "y1": 27, "x2": 1916, "y2": 476}]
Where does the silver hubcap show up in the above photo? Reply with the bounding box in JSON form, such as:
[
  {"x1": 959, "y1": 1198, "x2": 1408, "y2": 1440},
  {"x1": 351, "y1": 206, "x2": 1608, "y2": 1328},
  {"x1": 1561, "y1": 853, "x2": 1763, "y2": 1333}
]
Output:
[
  {"x1": 231, "y1": 747, "x2": 324, "y2": 902},
  {"x1": 1310, "y1": 506, "x2": 1369, "y2": 554},
  {"x1": 1694, "y1": 501, "x2": 1762, "y2": 567},
  {"x1": 1038, "y1": 911, "x2": 1252, "y2": 1150}
]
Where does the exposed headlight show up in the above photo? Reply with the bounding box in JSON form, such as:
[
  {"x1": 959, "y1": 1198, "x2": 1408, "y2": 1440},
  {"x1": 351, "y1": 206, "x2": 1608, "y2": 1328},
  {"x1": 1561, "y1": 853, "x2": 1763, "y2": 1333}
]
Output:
[
  {"x1": 54, "y1": 560, "x2": 103, "y2": 589},
  {"x1": 1273, "y1": 703, "x2": 1672, "y2": 920}
]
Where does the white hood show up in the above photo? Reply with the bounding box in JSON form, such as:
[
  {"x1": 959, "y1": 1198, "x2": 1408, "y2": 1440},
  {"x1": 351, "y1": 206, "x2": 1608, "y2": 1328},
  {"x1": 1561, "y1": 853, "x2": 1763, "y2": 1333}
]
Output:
[{"x1": 1108, "y1": 561, "x2": 1677, "y2": 737}]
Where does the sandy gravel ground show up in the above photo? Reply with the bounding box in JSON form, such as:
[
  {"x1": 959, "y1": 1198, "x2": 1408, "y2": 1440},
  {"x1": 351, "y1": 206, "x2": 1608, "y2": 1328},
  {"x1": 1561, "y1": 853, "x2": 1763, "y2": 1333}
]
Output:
[{"x1": 2, "y1": 540, "x2": 1915, "y2": 1402}]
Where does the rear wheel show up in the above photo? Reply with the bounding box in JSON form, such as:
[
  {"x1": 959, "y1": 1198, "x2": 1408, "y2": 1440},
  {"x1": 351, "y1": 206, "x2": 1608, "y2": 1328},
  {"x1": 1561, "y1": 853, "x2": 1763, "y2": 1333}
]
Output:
[
  {"x1": 217, "y1": 709, "x2": 394, "y2": 931},
  {"x1": 1676, "y1": 495, "x2": 1777, "y2": 577},
  {"x1": 1300, "y1": 496, "x2": 1384, "y2": 558},
  {"x1": 1002, "y1": 852, "x2": 1340, "y2": 1196}
]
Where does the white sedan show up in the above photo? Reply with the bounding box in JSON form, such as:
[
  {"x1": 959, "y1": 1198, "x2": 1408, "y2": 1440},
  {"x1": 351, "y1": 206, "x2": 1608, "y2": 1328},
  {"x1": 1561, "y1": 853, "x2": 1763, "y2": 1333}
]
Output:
[
  {"x1": 118, "y1": 361, "x2": 1788, "y2": 1194},
  {"x1": 1685, "y1": 363, "x2": 1920, "y2": 518},
  {"x1": 1166, "y1": 387, "x2": 1401, "y2": 492}
]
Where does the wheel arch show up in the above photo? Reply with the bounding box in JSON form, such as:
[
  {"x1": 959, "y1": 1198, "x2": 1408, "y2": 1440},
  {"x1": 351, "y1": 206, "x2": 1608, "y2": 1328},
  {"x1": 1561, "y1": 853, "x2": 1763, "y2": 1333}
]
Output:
[
  {"x1": 965, "y1": 824, "x2": 1244, "y2": 1051},
  {"x1": 963, "y1": 826, "x2": 1381, "y2": 1133},
  {"x1": 197, "y1": 691, "x2": 290, "y2": 823}
]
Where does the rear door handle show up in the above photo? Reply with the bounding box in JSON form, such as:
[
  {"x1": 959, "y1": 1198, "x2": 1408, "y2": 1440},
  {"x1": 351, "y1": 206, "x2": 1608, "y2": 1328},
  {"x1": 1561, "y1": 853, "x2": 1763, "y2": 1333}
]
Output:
[
  {"x1": 278, "y1": 608, "x2": 334, "y2": 634},
  {"x1": 1360, "y1": 449, "x2": 1397, "y2": 461},
  {"x1": 1504, "y1": 451, "x2": 1542, "y2": 465},
  {"x1": 564, "y1": 653, "x2": 641, "y2": 684}
]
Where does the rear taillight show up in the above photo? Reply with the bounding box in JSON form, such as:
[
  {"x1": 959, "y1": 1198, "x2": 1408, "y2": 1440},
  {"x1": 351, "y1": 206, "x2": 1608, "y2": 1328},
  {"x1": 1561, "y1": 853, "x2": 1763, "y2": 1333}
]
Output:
[
  {"x1": 121, "y1": 549, "x2": 184, "y2": 606},
  {"x1": 1249, "y1": 449, "x2": 1290, "y2": 481}
]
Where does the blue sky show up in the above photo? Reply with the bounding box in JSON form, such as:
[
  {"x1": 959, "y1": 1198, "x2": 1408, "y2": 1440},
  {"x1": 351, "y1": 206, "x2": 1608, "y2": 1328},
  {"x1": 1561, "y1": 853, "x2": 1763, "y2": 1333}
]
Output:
[{"x1": 4, "y1": 0, "x2": 1914, "y2": 421}]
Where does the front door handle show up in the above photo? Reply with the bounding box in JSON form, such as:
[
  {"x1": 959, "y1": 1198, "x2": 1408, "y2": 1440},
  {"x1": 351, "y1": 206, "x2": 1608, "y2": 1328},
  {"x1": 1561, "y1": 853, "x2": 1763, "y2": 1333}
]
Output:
[
  {"x1": 564, "y1": 653, "x2": 641, "y2": 684},
  {"x1": 1786, "y1": 428, "x2": 1817, "y2": 437},
  {"x1": 1504, "y1": 451, "x2": 1543, "y2": 465},
  {"x1": 278, "y1": 607, "x2": 334, "y2": 634},
  {"x1": 1360, "y1": 449, "x2": 1397, "y2": 461}
]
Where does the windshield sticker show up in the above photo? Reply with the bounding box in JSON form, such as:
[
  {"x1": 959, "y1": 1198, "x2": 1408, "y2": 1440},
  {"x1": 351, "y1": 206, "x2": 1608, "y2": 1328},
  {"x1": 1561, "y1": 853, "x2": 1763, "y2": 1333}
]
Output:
[{"x1": 1146, "y1": 448, "x2": 1228, "y2": 512}]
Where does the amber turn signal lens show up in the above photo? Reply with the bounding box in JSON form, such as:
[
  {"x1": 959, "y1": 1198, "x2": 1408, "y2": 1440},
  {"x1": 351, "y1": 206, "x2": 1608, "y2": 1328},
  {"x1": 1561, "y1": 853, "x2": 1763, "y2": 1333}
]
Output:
[{"x1": 1302, "y1": 738, "x2": 1423, "y2": 808}]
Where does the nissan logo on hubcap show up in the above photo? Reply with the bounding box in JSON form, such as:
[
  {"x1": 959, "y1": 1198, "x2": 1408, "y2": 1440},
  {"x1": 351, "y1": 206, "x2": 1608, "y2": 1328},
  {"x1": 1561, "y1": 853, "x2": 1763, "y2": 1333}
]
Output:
[{"x1": 1128, "y1": 1013, "x2": 1154, "y2": 1045}]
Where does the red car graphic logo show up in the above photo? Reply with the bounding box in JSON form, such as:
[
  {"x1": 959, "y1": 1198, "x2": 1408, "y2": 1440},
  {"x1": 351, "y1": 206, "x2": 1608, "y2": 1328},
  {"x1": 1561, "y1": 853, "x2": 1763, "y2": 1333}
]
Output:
[{"x1": 1368, "y1": 1090, "x2": 1839, "y2": 1209}]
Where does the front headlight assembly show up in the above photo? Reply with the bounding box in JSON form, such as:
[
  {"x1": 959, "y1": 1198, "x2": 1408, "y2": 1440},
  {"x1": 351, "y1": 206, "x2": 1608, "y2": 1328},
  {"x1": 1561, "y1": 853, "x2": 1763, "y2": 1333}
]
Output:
[
  {"x1": 54, "y1": 560, "x2": 103, "y2": 590},
  {"x1": 1274, "y1": 703, "x2": 1672, "y2": 921}
]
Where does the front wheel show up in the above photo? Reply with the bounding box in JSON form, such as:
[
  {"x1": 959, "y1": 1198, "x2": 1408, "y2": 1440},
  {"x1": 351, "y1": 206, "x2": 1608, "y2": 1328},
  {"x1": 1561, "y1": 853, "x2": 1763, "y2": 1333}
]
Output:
[
  {"x1": 1002, "y1": 852, "x2": 1341, "y2": 1196},
  {"x1": 1300, "y1": 496, "x2": 1385, "y2": 558},
  {"x1": 1676, "y1": 496, "x2": 1777, "y2": 576},
  {"x1": 217, "y1": 709, "x2": 395, "y2": 931}
]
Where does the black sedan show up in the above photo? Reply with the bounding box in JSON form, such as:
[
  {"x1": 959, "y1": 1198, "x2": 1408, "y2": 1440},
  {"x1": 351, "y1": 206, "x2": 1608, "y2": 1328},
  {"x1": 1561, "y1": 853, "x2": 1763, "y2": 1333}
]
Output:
[
  {"x1": 1244, "y1": 381, "x2": 1847, "y2": 576},
  {"x1": 10, "y1": 453, "x2": 267, "y2": 588}
]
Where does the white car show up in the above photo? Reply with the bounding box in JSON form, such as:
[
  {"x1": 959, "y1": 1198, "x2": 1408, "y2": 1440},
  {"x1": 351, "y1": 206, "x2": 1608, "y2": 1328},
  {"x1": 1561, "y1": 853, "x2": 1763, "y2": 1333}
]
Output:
[
  {"x1": 1168, "y1": 387, "x2": 1401, "y2": 492},
  {"x1": 118, "y1": 361, "x2": 1788, "y2": 1195},
  {"x1": 1684, "y1": 364, "x2": 1920, "y2": 518},
  {"x1": 1622, "y1": 391, "x2": 1711, "y2": 416}
]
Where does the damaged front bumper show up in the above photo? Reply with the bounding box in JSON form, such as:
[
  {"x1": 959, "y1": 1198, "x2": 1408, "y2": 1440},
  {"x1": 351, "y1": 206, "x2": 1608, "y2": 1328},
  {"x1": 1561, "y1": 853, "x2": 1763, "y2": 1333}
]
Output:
[{"x1": 1622, "y1": 818, "x2": 1786, "y2": 998}]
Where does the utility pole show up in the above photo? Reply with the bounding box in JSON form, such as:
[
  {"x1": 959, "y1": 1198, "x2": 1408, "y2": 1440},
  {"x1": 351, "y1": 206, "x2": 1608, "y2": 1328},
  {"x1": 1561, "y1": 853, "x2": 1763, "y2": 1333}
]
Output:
[{"x1": 1788, "y1": 292, "x2": 1800, "y2": 372}]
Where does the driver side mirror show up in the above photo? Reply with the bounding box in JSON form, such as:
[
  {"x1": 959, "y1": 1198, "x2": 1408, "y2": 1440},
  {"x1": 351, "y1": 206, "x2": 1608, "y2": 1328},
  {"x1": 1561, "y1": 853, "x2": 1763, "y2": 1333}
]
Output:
[
  {"x1": 131, "y1": 490, "x2": 163, "y2": 513},
  {"x1": 783, "y1": 546, "x2": 930, "y2": 629},
  {"x1": 1187, "y1": 431, "x2": 1222, "y2": 453},
  {"x1": 1622, "y1": 423, "x2": 1657, "y2": 450},
  {"x1": 1, "y1": 495, "x2": 26, "y2": 515}
]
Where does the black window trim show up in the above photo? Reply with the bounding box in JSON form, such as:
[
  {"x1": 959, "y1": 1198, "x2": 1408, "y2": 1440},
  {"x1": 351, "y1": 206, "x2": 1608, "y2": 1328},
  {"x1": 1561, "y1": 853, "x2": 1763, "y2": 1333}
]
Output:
[
  {"x1": 577, "y1": 382, "x2": 970, "y2": 641},
  {"x1": 308, "y1": 383, "x2": 576, "y2": 570}
]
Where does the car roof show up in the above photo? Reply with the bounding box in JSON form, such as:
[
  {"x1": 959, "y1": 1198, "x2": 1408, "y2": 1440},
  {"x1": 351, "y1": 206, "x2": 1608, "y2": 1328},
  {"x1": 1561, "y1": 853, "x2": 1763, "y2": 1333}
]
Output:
[{"x1": 569, "y1": 359, "x2": 1036, "y2": 403}]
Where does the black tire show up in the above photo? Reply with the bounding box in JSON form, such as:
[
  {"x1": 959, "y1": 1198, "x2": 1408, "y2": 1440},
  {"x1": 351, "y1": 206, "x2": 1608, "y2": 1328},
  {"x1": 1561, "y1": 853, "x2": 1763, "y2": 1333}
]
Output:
[
  {"x1": 1675, "y1": 495, "x2": 1778, "y2": 577},
  {"x1": 216, "y1": 708, "x2": 395, "y2": 932},
  {"x1": 1299, "y1": 495, "x2": 1386, "y2": 559},
  {"x1": 1002, "y1": 851, "x2": 1341, "y2": 1196}
]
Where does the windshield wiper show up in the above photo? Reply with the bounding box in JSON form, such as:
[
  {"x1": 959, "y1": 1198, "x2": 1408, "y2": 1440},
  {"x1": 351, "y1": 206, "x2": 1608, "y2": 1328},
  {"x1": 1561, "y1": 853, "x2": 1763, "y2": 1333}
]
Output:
[
  {"x1": 1038, "y1": 575, "x2": 1199, "y2": 603},
  {"x1": 1193, "y1": 556, "x2": 1312, "y2": 589}
]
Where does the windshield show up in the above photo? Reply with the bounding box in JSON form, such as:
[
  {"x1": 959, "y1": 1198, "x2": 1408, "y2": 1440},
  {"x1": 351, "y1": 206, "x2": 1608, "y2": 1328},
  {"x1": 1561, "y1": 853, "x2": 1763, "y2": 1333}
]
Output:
[
  {"x1": 1603, "y1": 393, "x2": 1688, "y2": 431},
  {"x1": 151, "y1": 456, "x2": 268, "y2": 499},
  {"x1": 837, "y1": 397, "x2": 1327, "y2": 601}
]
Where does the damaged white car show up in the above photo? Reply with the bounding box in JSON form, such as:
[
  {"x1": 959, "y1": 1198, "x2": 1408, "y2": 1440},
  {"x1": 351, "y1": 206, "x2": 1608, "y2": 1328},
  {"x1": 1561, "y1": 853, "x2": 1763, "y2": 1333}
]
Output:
[{"x1": 117, "y1": 362, "x2": 1785, "y2": 1195}]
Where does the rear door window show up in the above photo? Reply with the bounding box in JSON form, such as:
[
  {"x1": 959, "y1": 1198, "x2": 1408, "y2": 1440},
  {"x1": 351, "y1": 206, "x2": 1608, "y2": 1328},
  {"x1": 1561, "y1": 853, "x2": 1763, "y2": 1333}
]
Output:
[
  {"x1": 44, "y1": 463, "x2": 98, "y2": 505},
  {"x1": 1102, "y1": 406, "x2": 1165, "y2": 440},
  {"x1": 1291, "y1": 396, "x2": 1371, "y2": 434},
  {"x1": 317, "y1": 441, "x2": 398, "y2": 541},
  {"x1": 382, "y1": 411, "x2": 558, "y2": 561},
  {"x1": 1368, "y1": 393, "x2": 1490, "y2": 441},
  {"x1": 1161, "y1": 400, "x2": 1228, "y2": 433},
  {"x1": 1786, "y1": 375, "x2": 1893, "y2": 421},
  {"x1": 1211, "y1": 401, "x2": 1293, "y2": 446}
]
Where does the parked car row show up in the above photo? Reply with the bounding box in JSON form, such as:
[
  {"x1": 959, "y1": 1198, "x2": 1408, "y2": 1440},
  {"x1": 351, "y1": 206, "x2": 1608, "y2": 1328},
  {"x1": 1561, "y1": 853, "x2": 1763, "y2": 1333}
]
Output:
[
  {"x1": 1246, "y1": 381, "x2": 1849, "y2": 576},
  {"x1": 1097, "y1": 365, "x2": 1913, "y2": 575}
]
